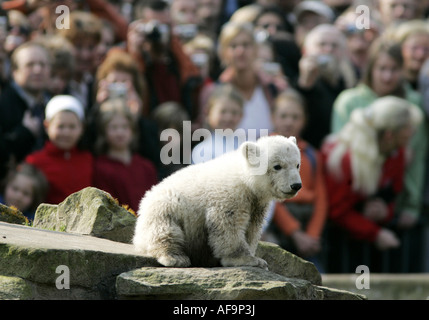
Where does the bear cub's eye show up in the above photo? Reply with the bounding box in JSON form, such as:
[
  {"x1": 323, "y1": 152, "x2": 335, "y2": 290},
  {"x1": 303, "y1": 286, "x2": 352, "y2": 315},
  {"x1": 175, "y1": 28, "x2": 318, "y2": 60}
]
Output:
[
  {"x1": 273, "y1": 165, "x2": 282, "y2": 171},
  {"x1": 297, "y1": 164, "x2": 300, "y2": 169}
]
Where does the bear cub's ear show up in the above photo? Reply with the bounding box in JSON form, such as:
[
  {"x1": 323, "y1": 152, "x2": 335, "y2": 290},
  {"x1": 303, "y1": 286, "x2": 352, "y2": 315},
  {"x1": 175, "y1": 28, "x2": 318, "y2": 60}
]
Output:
[
  {"x1": 242, "y1": 141, "x2": 261, "y2": 167},
  {"x1": 288, "y1": 136, "x2": 297, "y2": 145}
]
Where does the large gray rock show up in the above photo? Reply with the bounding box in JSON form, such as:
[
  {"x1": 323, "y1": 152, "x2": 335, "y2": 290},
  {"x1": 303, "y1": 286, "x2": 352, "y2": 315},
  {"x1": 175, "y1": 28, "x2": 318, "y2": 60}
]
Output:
[
  {"x1": 0, "y1": 221, "x2": 364, "y2": 300},
  {"x1": 256, "y1": 241, "x2": 321, "y2": 285},
  {"x1": 33, "y1": 187, "x2": 136, "y2": 243},
  {"x1": 0, "y1": 221, "x2": 159, "y2": 299},
  {"x1": 116, "y1": 266, "x2": 324, "y2": 300}
]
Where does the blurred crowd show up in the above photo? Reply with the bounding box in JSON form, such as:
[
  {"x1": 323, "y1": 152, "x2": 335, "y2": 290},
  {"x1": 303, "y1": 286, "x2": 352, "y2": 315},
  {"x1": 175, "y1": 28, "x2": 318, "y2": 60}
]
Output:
[{"x1": 0, "y1": 0, "x2": 429, "y2": 273}]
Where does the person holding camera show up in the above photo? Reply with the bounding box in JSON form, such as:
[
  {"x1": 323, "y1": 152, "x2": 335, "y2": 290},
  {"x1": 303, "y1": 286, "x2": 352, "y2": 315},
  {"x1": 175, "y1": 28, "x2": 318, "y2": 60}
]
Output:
[
  {"x1": 126, "y1": 0, "x2": 202, "y2": 122},
  {"x1": 293, "y1": 23, "x2": 356, "y2": 149}
]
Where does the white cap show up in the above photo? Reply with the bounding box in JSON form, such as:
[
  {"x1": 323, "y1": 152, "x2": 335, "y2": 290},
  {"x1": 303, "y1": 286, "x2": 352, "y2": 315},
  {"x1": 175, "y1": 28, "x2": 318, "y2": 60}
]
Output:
[
  {"x1": 45, "y1": 95, "x2": 84, "y2": 121},
  {"x1": 294, "y1": 1, "x2": 335, "y2": 23}
]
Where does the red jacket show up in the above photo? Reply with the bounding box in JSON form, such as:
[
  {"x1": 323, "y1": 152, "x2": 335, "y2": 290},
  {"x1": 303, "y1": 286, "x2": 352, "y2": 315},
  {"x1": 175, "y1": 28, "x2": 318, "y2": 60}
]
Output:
[
  {"x1": 93, "y1": 154, "x2": 158, "y2": 212},
  {"x1": 321, "y1": 140, "x2": 405, "y2": 242},
  {"x1": 26, "y1": 141, "x2": 93, "y2": 204}
]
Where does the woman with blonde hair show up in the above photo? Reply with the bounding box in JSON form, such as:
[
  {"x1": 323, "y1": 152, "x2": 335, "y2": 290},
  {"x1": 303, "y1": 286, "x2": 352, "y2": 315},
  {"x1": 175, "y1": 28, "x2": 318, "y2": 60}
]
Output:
[
  {"x1": 322, "y1": 96, "x2": 422, "y2": 252},
  {"x1": 390, "y1": 20, "x2": 429, "y2": 90},
  {"x1": 216, "y1": 21, "x2": 283, "y2": 137}
]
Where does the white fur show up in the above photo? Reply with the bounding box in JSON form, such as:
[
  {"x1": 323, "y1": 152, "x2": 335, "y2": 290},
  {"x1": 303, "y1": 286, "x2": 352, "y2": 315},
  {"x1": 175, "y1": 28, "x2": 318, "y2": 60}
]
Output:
[{"x1": 133, "y1": 135, "x2": 301, "y2": 269}]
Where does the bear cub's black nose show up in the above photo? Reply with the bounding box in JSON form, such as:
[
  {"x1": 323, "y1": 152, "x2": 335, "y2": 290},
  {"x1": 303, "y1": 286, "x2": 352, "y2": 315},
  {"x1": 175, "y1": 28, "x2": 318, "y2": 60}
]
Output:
[{"x1": 290, "y1": 183, "x2": 302, "y2": 191}]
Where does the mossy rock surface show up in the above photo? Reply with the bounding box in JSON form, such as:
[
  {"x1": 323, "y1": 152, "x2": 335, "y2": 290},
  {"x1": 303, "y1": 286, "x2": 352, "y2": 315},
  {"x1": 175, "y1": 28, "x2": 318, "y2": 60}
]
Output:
[
  {"x1": 33, "y1": 187, "x2": 136, "y2": 243},
  {"x1": 0, "y1": 204, "x2": 29, "y2": 225}
]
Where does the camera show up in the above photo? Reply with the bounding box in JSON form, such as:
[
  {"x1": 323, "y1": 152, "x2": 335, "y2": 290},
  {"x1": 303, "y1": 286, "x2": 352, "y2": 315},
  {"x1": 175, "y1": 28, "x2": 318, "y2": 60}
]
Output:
[
  {"x1": 316, "y1": 54, "x2": 334, "y2": 67},
  {"x1": 137, "y1": 20, "x2": 170, "y2": 45},
  {"x1": 262, "y1": 62, "x2": 281, "y2": 76},
  {"x1": 108, "y1": 82, "x2": 127, "y2": 99}
]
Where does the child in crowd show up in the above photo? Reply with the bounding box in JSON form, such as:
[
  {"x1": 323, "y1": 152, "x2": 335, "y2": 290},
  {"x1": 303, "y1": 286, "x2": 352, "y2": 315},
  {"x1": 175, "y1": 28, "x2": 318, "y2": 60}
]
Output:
[
  {"x1": 93, "y1": 98, "x2": 158, "y2": 212},
  {"x1": 0, "y1": 163, "x2": 48, "y2": 221},
  {"x1": 25, "y1": 95, "x2": 93, "y2": 204},
  {"x1": 151, "y1": 101, "x2": 191, "y2": 179},
  {"x1": 192, "y1": 84, "x2": 244, "y2": 164},
  {"x1": 264, "y1": 88, "x2": 328, "y2": 267}
]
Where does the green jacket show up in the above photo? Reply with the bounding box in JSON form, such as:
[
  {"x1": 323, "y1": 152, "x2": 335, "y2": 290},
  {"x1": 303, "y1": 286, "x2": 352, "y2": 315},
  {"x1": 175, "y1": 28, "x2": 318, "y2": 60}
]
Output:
[{"x1": 331, "y1": 83, "x2": 427, "y2": 219}]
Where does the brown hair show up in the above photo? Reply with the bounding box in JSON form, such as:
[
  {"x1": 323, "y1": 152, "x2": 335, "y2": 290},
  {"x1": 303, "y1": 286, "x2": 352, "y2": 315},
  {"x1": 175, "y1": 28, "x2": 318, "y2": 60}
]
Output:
[
  {"x1": 96, "y1": 49, "x2": 148, "y2": 115},
  {"x1": 94, "y1": 98, "x2": 139, "y2": 155},
  {"x1": 273, "y1": 88, "x2": 306, "y2": 114},
  {"x1": 361, "y1": 37, "x2": 404, "y2": 97},
  {"x1": 2, "y1": 163, "x2": 49, "y2": 212},
  {"x1": 35, "y1": 34, "x2": 75, "y2": 74},
  {"x1": 206, "y1": 84, "x2": 244, "y2": 115},
  {"x1": 57, "y1": 11, "x2": 102, "y2": 44}
]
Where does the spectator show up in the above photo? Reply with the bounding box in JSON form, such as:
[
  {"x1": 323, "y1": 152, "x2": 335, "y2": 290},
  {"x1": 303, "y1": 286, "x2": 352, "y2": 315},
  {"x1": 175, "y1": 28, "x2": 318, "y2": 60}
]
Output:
[
  {"x1": 335, "y1": 5, "x2": 381, "y2": 80},
  {"x1": 0, "y1": 41, "x2": 51, "y2": 180},
  {"x1": 331, "y1": 38, "x2": 426, "y2": 228},
  {"x1": 392, "y1": 20, "x2": 429, "y2": 91},
  {"x1": 254, "y1": 39, "x2": 289, "y2": 96},
  {"x1": 4, "y1": 10, "x2": 32, "y2": 55},
  {"x1": 217, "y1": 22, "x2": 278, "y2": 137},
  {"x1": 293, "y1": 1, "x2": 335, "y2": 48},
  {"x1": 36, "y1": 34, "x2": 75, "y2": 96},
  {"x1": 57, "y1": 11, "x2": 102, "y2": 111},
  {"x1": 93, "y1": 98, "x2": 158, "y2": 212},
  {"x1": 183, "y1": 34, "x2": 217, "y2": 128},
  {"x1": 127, "y1": 0, "x2": 202, "y2": 120},
  {"x1": 266, "y1": 1, "x2": 334, "y2": 87},
  {"x1": 321, "y1": 96, "x2": 422, "y2": 270},
  {"x1": 293, "y1": 23, "x2": 355, "y2": 148},
  {"x1": 95, "y1": 49, "x2": 147, "y2": 116},
  {"x1": 25, "y1": 95, "x2": 93, "y2": 204},
  {"x1": 253, "y1": 5, "x2": 289, "y2": 38},
  {"x1": 331, "y1": 38, "x2": 419, "y2": 131},
  {"x1": 151, "y1": 101, "x2": 190, "y2": 179},
  {"x1": 183, "y1": 34, "x2": 216, "y2": 86},
  {"x1": 192, "y1": 84, "x2": 244, "y2": 164},
  {"x1": 0, "y1": 162, "x2": 48, "y2": 221},
  {"x1": 195, "y1": 0, "x2": 224, "y2": 41},
  {"x1": 170, "y1": 0, "x2": 198, "y2": 26},
  {"x1": 377, "y1": 0, "x2": 421, "y2": 27},
  {"x1": 1, "y1": 0, "x2": 128, "y2": 41},
  {"x1": 264, "y1": 88, "x2": 327, "y2": 268},
  {"x1": 90, "y1": 49, "x2": 160, "y2": 169}
]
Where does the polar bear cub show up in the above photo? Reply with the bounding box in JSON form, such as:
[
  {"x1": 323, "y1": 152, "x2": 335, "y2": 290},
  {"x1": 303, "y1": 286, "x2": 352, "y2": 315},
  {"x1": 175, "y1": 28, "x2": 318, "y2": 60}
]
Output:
[{"x1": 133, "y1": 135, "x2": 301, "y2": 269}]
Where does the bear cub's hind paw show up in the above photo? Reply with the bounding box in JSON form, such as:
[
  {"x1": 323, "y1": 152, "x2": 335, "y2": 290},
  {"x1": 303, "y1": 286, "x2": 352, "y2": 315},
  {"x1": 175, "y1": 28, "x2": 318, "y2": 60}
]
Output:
[{"x1": 158, "y1": 254, "x2": 191, "y2": 267}]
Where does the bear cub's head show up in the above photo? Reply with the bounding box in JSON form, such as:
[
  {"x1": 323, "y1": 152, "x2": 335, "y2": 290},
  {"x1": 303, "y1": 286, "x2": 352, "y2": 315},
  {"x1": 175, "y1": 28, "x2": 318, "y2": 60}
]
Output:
[{"x1": 241, "y1": 135, "x2": 302, "y2": 200}]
